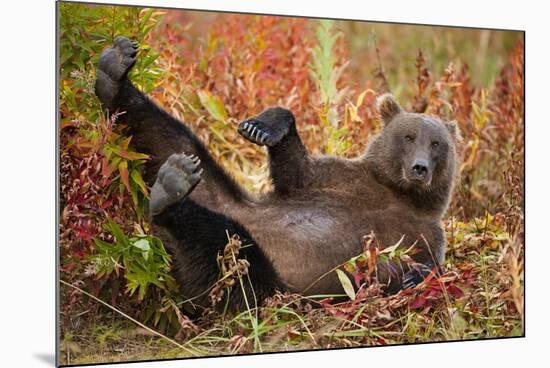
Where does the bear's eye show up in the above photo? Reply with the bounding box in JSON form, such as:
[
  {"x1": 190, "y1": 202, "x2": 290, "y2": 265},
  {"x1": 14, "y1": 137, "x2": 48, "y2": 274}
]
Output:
[
  {"x1": 431, "y1": 141, "x2": 440, "y2": 148},
  {"x1": 405, "y1": 135, "x2": 415, "y2": 142}
]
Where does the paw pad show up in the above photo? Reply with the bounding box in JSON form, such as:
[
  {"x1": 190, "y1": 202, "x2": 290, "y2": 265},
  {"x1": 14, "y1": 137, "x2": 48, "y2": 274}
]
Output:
[
  {"x1": 98, "y1": 36, "x2": 139, "y2": 82},
  {"x1": 149, "y1": 153, "x2": 203, "y2": 216}
]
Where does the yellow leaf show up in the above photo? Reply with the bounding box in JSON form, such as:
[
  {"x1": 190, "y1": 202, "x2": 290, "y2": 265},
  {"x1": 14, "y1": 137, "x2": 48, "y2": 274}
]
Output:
[{"x1": 336, "y1": 269, "x2": 356, "y2": 300}]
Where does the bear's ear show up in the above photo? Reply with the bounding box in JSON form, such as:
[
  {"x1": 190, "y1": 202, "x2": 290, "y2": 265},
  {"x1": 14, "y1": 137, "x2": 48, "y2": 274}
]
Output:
[
  {"x1": 376, "y1": 93, "x2": 403, "y2": 125},
  {"x1": 445, "y1": 120, "x2": 463, "y2": 144}
]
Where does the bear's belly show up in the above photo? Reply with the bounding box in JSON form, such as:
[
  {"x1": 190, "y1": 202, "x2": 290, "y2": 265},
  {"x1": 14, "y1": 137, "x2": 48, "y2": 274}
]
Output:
[
  {"x1": 233, "y1": 203, "x2": 366, "y2": 293},
  {"x1": 230, "y1": 199, "x2": 442, "y2": 294}
]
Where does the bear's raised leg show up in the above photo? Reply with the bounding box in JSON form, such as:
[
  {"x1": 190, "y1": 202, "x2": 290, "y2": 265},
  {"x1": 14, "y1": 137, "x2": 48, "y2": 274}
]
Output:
[
  {"x1": 95, "y1": 37, "x2": 246, "y2": 207},
  {"x1": 238, "y1": 107, "x2": 311, "y2": 196},
  {"x1": 151, "y1": 153, "x2": 282, "y2": 312}
]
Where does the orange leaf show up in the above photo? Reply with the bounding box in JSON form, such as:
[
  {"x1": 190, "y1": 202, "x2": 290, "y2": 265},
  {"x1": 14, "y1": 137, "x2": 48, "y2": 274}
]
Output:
[
  {"x1": 120, "y1": 136, "x2": 132, "y2": 150},
  {"x1": 101, "y1": 157, "x2": 115, "y2": 178},
  {"x1": 120, "y1": 150, "x2": 149, "y2": 161},
  {"x1": 118, "y1": 161, "x2": 131, "y2": 193}
]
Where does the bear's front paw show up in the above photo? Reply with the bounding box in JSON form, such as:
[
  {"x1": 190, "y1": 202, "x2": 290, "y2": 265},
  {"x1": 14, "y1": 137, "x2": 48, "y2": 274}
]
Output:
[
  {"x1": 98, "y1": 36, "x2": 139, "y2": 82},
  {"x1": 237, "y1": 107, "x2": 294, "y2": 147},
  {"x1": 238, "y1": 119, "x2": 273, "y2": 146},
  {"x1": 149, "y1": 153, "x2": 202, "y2": 216},
  {"x1": 402, "y1": 263, "x2": 435, "y2": 289}
]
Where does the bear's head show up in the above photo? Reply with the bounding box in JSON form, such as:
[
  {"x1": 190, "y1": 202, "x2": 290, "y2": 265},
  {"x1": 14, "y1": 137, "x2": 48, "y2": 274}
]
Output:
[{"x1": 365, "y1": 94, "x2": 462, "y2": 210}]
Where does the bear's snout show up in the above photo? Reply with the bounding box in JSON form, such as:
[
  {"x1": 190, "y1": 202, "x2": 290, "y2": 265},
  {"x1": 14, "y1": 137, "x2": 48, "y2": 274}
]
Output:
[{"x1": 410, "y1": 159, "x2": 431, "y2": 184}]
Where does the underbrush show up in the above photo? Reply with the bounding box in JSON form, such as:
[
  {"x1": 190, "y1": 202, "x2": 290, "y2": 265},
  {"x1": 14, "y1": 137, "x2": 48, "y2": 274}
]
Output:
[{"x1": 58, "y1": 3, "x2": 524, "y2": 365}]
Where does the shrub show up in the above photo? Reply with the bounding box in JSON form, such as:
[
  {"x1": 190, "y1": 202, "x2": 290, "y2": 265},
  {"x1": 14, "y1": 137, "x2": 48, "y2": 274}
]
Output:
[{"x1": 59, "y1": 3, "x2": 181, "y2": 333}]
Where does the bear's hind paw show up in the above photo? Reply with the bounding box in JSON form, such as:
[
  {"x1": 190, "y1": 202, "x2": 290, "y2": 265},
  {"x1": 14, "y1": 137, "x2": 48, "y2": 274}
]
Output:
[
  {"x1": 149, "y1": 153, "x2": 202, "y2": 216},
  {"x1": 98, "y1": 36, "x2": 139, "y2": 83}
]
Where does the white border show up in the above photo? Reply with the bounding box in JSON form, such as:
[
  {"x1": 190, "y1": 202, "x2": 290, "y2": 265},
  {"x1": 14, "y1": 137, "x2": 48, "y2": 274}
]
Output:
[{"x1": 1, "y1": 0, "x2": 547, "y2": 367}]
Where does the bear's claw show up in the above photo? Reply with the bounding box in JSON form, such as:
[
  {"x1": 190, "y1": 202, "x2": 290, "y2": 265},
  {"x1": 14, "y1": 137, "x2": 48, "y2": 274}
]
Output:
[
  {"x1": 402, "y1": 263, "x2": 435, "y2": 289},
  {"x1": 238, "y1": 107, "x2": 295, "y2": 147},
  {"x1": 238, "y1": 118, "x2": 288, "y2": 147},
  {"x1": 238, "y1": 119, "x2": 273, "y2": 146}
]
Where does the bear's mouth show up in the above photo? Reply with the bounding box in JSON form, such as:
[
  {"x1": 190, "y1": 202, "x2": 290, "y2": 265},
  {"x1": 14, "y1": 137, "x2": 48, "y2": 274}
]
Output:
[
  {"x1": 402, "y1": 166, "x2": 433, "y2": 187},
  {"x1": 409, "y1": 175, "x2": 432, "y2": 186}
]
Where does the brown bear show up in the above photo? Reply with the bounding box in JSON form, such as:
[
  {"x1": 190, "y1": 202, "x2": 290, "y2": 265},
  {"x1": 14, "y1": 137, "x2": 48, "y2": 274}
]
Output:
[{"x1": 95, "y1": 37, "x2": 461, "y2": 313}]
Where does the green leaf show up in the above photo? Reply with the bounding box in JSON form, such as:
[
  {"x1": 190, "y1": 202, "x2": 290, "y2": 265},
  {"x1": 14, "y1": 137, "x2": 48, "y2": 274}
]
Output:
[
  {"x1": 130, "y1": 169, "x2": 149, "y2": 197},
  {"x1": 336, "y1": 269, "x2": 356, "y2": 300},
  {"x1": 133, "y1": 238, "x2": 151, "y2": 261},
  {"x1": 93, "y1": 238, "x2": 114, "y2": 251},
  {"x1": 380, "y1": 234, "x2": 405, "y2": 258},
  {"x1": 139, "y1": 9, "x2": 154, "y2": 29},
  {"x1": 140, "y1": 52, "x2": 159, "y2": 70},
  {"x1": 105, "y1": 220, "x2": 130, "y2": 248},
  {"x1": 130, "y1": 181, "x2": 139, "y2": 207},
  {"x1": 198, "y1": 90, "x2": 228, "y2": 122}
]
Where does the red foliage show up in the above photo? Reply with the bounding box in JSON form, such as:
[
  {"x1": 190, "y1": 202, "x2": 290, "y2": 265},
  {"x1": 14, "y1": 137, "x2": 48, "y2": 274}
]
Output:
[
  {"x1": 153, "y1": 14, "x2": 317, "y2": 124},
  {"x1": 490, "y1": 42, "x2": 524, "y2": 143},
  {"x1": 407, "y1": 271, "x2": 468, "y2": 312},
  {"x1": 60, "y1": 117, "x2": 136, "y2": 281}
]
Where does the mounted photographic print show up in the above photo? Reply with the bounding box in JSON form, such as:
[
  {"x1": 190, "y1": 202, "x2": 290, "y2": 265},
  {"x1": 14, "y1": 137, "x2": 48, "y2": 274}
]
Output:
[{"x1": 57, "y1": 1, "x2": 525, "y2": 366}]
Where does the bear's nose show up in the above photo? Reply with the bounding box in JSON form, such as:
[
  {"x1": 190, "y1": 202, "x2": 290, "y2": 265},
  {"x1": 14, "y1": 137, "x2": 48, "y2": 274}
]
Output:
[{"x1": 412, "y1": 160, "x2": 429, "y2": 178}]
